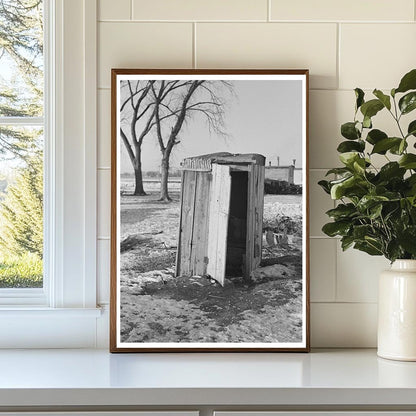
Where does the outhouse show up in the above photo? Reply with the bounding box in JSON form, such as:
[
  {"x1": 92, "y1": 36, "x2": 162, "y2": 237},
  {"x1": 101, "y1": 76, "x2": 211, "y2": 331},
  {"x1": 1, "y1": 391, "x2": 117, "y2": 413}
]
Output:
[{"x1": 176, "y1": 152, "x2": 265, "y2": 285}]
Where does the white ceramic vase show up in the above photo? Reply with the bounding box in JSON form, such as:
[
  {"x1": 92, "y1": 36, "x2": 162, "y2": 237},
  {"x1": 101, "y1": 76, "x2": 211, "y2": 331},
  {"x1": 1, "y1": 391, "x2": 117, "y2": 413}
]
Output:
[{"x1": 378, "y1": 259, "x2": 416, "y2": 361}]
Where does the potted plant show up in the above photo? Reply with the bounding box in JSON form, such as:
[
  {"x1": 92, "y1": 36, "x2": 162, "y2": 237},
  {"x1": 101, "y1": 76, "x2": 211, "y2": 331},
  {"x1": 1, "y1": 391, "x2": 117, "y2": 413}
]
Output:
[{"x1": 319, "y1": 68, "x2": 416, "y2": 361}]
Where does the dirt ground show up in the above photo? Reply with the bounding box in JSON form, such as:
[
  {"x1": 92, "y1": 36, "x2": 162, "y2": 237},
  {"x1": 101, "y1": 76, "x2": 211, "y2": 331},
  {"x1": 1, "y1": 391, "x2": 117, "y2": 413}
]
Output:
[{"x1": 119, "y1": 191, "x2": 303, "y2": 344}]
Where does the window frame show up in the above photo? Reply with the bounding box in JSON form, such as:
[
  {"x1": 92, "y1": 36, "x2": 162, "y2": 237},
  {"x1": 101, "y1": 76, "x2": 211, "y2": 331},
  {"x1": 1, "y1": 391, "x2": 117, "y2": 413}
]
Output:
[{"x1": 0, "y1": 0, "x2": 100, "y2": 348}]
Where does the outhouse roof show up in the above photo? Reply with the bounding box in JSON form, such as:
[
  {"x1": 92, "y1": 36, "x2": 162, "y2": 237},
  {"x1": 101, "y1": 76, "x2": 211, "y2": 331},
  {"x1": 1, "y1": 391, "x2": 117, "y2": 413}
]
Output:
[{"x1": 181, "y1": 152, "x2": 265, "y2": 171}]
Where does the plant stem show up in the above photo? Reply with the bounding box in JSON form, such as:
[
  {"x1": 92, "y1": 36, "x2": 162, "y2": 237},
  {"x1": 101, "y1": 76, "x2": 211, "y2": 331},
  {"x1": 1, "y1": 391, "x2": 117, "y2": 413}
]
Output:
[{"x1": 390, "y1": 97, "x2": 406, "y2": 139}]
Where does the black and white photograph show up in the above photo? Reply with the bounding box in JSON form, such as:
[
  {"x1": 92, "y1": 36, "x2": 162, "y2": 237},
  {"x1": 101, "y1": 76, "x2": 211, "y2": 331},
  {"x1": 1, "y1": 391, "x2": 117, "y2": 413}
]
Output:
[{"x1": 110, "y1": 69, "x2": 309, "y2": 352}]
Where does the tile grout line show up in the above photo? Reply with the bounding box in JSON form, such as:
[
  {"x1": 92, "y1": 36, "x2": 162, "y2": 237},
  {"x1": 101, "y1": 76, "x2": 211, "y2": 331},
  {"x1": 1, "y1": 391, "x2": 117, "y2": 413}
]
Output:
[
  {"x1": 96, "y1": 167, "x2": 334, "y2": 172},
  {"x1": 267, "y1": 0, "x2": 271, "y2": 22},
  {"x1": 97, "y1": 87, "x2": 378, "y2": 92},
  {"x1": 336, "y1": 22, "x2": 340, "y2": 90},
  {"x1": 333, "y1": 230, "x2": 338, "y2": 303},
  {"x1": 97, "y1": 19, "x2": 416, "y2": 24},
  {"x1": 309, "y1": 235, "x2": 338, "y2": 239},
  {"x1": 311, "y1": 301, "x2": 378, "y2": 305},
  {"x1": 193, "y1": 22, "x2": 197, "y2": 68},
  {"x1": 130, "y1": 0, "x2": 133, "y2": 20}
]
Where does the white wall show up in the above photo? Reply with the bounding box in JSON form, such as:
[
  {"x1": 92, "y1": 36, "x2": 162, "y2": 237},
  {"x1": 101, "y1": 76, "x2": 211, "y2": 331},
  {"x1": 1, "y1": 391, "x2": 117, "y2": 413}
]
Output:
[{"x1": 96, "y1": 0, "x2": 416, "y2": 348}]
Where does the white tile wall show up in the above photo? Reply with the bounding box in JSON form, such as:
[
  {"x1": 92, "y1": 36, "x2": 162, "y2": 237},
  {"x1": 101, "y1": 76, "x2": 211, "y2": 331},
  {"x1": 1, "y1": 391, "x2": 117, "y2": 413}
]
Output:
[
  {"x1": 339, "y1": 24, "x2": 416, "y2": 90},
  {"x1": 98, "y1": 22, "x2": 193, "y2": 88},
  {"x1": 310, "y1": 239, "x2": 336, "y2": 302},
  {"x1": 97, "y1": 89, "x2": 111, "y2": 168},
  {"x1": 196, "y1": 23, "x2": 338, "y2": 89},
  {"x1": 99, "y1": 0, "x2": 131, "y2": 21},
  {"x1": 97, "y1": 169, "x2": 111, "y2": 239},
  {"x1": 270, "y1": 0, "x2": 414, "y2": 22},
  {"x1": 96, "y1": 0, "x2": 416, "y2": 347},
  {"x1": 132, "y1": 0, "x2": 268, "y2": 21},
  {"x1": 311, "y1": 303, "x2": 378, "y2": 347},
  {"x1": 97, "y1": 239, "x2": 110, "y2": 305},
  {"x1": 336, "y1": 246, "x2": 389, "y2": 303}
]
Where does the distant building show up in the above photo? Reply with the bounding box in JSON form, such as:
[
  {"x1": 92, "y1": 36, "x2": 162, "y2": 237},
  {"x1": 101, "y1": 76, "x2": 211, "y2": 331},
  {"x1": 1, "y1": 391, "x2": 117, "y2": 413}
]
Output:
[{"x1": 265, "y1": 159, "x2": 296, "y2": 184}]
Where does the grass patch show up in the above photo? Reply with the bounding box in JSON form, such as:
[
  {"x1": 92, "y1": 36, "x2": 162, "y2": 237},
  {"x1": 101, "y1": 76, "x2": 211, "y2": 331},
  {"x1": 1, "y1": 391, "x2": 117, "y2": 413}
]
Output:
[{"x1": 0, "y1": 252, "x2": 43, "y2": 288}]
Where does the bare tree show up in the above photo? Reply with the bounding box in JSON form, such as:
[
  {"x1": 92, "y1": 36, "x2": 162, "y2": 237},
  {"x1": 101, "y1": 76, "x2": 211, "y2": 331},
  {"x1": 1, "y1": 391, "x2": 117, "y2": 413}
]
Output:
[
  {"x1": 151, "y1": 80, "x2": 232, "y2": 201},
  {"x1": 120, "y1": 79, "x2": 232, "y2": 199},
  {"x1": 119, "y1": 80, "x2": 155, "y2": 195}
]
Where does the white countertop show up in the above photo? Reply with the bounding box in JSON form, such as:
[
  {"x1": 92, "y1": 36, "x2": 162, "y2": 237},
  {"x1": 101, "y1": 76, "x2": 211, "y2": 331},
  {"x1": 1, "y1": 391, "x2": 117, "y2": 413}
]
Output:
[{"x1": 0, "y1": 349, "x2": 416, "y2": 407}]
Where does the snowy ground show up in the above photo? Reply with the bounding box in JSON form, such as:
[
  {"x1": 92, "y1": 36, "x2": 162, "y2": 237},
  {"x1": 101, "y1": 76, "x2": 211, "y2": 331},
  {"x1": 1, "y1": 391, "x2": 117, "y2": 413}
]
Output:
[{"x1": 119, "y1": 191, "x2": 303, "y2": 344}]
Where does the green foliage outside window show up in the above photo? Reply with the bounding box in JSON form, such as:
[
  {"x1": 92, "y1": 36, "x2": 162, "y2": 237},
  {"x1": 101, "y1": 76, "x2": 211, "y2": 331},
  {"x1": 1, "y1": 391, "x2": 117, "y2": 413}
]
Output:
[{"x1": 0, "y1": 0, "x2": 44, "y2": 288}]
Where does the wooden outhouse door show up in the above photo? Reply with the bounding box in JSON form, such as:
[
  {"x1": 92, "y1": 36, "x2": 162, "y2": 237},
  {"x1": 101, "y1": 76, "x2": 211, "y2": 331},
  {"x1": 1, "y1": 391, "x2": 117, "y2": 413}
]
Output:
[
  {"x1": 245, "y1": 164, "x2": 265, "y2": 276},
  {"x1": 206, "y1": 164, "x2": 232, "y2": 286}
]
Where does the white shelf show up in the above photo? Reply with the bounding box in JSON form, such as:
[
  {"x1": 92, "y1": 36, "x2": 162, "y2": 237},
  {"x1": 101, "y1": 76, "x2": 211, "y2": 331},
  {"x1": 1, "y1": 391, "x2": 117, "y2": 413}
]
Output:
[{"x1": 0, "y1": 349, "x2": 416, "y2": 408}]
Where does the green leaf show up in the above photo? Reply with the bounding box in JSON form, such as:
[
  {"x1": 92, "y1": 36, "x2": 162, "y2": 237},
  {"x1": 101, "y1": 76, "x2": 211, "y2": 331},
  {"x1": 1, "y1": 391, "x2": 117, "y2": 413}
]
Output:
[
  {"x1": 337, "y1": 140, "x2": 365, "y2": 153},
  {"x1": 357, "y1": 195, "x2": 389, "y2": 211},
  {"x1": 322, "y1": 221, "x2": 351, "y2": 237},
  {"x1": 341, "y1": 235, "x2": 355, "y2": 251},
  {"x1": 354, "y1": 241, "x2": 383, "y2": 256},
  {"x1": 399, "y1": 91, "x2": 416, "y2": 115},
  {"x1": 378, "y1": 162, "x2": 406, "y2": 181},
  {"x1": 389, "y1": 139, "x2": 408, "y2": 155},
  {"x1": 330, "y1": 175, "x2": 361, "y2": 200},
  {"x1": 353, "y1": 158, "x2": 366, "y2": 174},
  {"x1": 396, "y1": 69, "x2": 416, "y2": 94},
  {"x1": 360, "y1": 99, "x2": 384, "y2": 119},
  {"x1": 339, "y1": 151, "x2": 360, "y2": 166},
  {"x1": 386, "y1": 240, "x2": 402, "y2": 262},
  {"x1": 326, "y1": 203, "x2": 356, "y2": 220},
  {"x1": 352, "y1": 224, "x2": 374, "y2": 239},
  {"x1": 341, "y1": 122, "x2": 360, "y2": 140},
  {"x1": 369, "y1": 203, "x2": 383, "y2": 219},
  {"x1": 371, "y1": 137, "x2": 402, "y2": 154},
  {"x1": 407, "y1": 120, "x2": 416, "y2": 137},
  {"x1": 318, "y1": 180, "x2": 331, "y2": 194},
  {"x1": 398, "y1": 227, "x2": 416, "y2": 255},
  {"x1": 405, "y1": 175, "x2": 416, "y2": 197},
  {"x1": 365, "y1": 236, "x2": 384, "y2": 250},
  {"x1": 399, "y1": 154, "x2": 416, "y2": 169},
  {"x1": 325, "y1": 167, "x2": 352, "y2": 176},
  {"x1": 366, "y1": 129, "x2": 387, "y2": 145},
  {"x1": 373, "y1": 89, "x2": 391, "y2": 110},
  {"x1": 355, "y1": 88, "x2": 365, "y2": 110},
  {"x1": 406, "y1": 174, "x2": 416, "y2": 188},
  {"x1": 363, "y1": 115, "x2": 372, "y2": 129},
  {"x1": 399, "y1": 139, "x2": 407, "y2": 154}
]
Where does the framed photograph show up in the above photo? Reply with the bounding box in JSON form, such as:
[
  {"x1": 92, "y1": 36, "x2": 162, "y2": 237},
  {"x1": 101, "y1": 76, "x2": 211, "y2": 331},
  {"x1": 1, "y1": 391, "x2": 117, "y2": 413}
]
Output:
[{"x1": 110, "y1": 69, "x2": 310, "y2": 352}]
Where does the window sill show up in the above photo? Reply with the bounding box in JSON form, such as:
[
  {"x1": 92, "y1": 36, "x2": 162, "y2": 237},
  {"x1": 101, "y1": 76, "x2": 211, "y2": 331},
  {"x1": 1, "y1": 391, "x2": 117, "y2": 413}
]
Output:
[
  {"x1": 0, "y1": 288, "x2": 47, "y2": 306},
  {"x1": 0, "y1": 306, "x2": 102, "y2": 316},
  {"x1": 0, "y1": 307, "x2": 104, "y2": 348}
]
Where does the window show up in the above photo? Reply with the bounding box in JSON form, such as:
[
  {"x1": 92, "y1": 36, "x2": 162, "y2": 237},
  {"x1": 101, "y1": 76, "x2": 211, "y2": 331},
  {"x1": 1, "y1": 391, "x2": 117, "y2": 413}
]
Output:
[
  {"x1": 0, "y1": 0, "x2": 100, "y2": 348},
  {"x1": 0, "y1": 0, "x2": 46, "y2": 295}
]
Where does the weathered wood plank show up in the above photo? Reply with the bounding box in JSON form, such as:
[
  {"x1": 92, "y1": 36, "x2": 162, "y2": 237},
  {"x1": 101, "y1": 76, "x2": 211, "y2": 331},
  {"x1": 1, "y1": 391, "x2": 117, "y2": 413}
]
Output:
[
  {"x1": 207, "y1": 164, "x2": 231, "y2": 286},
  {"x1": 191, "y1": 172, "x2": 211, "y2": 276},
  {"x1": 254, "y1": 165, "x2": 265, "y2": 269},
  {"x1": 178, "y1": 170, "x2": 197, "y2": 277},
  {"x1": 175, "y1": 172, "x2": 186, "y2": 277},
  {"x1": 244, "y1": 165, "x2": 255, "y2": 280}
]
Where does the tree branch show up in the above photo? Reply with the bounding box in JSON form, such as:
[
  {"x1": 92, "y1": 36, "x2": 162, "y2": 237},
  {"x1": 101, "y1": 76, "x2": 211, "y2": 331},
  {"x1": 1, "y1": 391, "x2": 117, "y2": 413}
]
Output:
[{"x1": 120, "y1": 128, "x2": 136, "y2": 164}]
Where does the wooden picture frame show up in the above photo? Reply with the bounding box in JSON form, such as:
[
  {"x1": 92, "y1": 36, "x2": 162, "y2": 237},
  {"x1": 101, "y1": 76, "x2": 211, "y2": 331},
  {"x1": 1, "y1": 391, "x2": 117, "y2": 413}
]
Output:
[{"x1": 110, "y1": 69, "x2": 310, "y2": 352}]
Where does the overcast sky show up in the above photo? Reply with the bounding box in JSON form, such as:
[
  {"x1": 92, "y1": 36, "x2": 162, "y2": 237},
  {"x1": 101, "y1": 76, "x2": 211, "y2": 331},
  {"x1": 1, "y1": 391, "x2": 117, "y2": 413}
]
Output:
[{"x1": 120, "y1": 80, "x2": 303, "y2": 173}]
